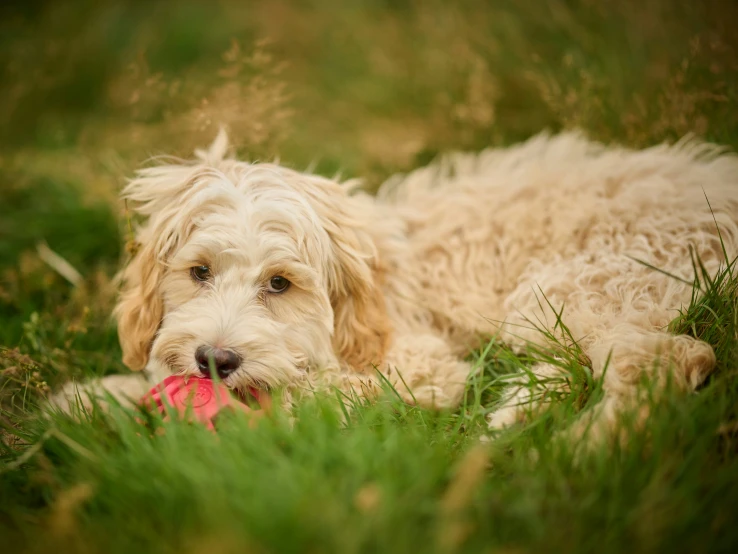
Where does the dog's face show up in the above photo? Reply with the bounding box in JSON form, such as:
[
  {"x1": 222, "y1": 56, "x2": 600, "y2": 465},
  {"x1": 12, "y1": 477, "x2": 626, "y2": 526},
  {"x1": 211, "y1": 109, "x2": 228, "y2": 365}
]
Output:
[
  {"x1": 115, "y1": 148, "x2": 390, "y2": 398},
  {"x1": 150, "y1": 174, "x2": 338, "y2": 390}
]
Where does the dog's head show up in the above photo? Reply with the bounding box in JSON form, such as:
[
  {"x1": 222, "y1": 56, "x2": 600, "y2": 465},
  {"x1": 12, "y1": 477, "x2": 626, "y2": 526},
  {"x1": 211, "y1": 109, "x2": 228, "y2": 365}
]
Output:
[{"x1": 115, "y1": 132, "x2": 390, "y2": 397}]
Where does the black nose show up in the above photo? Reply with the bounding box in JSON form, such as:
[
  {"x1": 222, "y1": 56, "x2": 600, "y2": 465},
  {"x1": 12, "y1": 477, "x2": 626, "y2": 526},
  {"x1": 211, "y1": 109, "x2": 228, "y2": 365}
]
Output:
[{"x1": 195, "y1": 346, "x2": 242, "y2": 378}]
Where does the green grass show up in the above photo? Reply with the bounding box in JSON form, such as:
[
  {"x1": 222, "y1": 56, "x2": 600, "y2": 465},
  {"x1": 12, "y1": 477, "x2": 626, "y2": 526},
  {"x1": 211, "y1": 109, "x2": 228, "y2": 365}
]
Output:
[{"x1": 2, "y1": 1, "x2": 738, "y2": 552}]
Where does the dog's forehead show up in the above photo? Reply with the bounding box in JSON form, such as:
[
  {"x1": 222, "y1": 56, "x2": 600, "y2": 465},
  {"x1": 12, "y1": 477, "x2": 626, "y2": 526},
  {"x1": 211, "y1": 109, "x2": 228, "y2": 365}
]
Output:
[{"x1": 182, "y1": 170, "x2": 331, "y2": 265}]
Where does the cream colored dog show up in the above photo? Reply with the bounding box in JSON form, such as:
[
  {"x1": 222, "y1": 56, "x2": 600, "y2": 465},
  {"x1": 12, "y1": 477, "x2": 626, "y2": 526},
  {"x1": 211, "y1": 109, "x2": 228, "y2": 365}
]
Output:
[{"x1": 56, "y1": 131, "x2": 738, "y2": 435}]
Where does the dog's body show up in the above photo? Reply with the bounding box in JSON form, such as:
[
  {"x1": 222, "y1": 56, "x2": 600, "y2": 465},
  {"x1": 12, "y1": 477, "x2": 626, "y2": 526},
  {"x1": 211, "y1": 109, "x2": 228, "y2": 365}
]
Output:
[{"x1": 55, "y1": 132, "x2": 738, "y2": 433}]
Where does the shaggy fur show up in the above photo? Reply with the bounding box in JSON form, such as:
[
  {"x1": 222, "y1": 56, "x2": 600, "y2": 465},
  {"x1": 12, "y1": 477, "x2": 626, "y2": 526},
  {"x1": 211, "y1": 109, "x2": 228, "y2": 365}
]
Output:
[{"x1": 56, "y1": 131, "x2": 738, "y2": 436}]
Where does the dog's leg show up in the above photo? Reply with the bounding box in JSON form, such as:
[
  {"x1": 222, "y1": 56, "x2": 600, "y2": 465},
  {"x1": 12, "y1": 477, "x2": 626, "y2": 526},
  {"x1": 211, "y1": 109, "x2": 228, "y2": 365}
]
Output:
[
  {"x1": 488, "y1": 323, "x2": 716, "y2": 440},
  {"x1": 486, "y1": 247, "x2": 719, "y2": 439},
  {"x1": 332, "y1": 333, "x2": 470, "y2": 410},
  {"x1": 486, "y1": 361, "x2": 570, "y2": 429},
  {"x1": 559, "y1": 331, "x2": 715, "y2": 449},
  {"x1": 374, "y1": 332, "x2": 471, "y2": 409},
  {"x1": 575, "y1": 326, "x2": 715, "y2": 442},
  {"x1": 587, "y1": 325, "x2": 716, "y2": 394},
  {"x1": 48, "y1": 373, "x2": 152, "y2": 416}
]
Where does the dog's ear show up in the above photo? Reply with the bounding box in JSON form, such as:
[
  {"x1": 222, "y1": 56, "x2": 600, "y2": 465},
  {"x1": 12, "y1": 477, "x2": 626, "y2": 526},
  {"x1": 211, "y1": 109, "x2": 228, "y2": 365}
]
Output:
[
  {"x1": 330, "y1": 241, "x2": 391, "y2": 371},
  {"x1": 115, "y1": 233, "x2": 164, "y2": 371},
  {"x1": 115, "y1": 165, "x2": 196, "y2": 371},
  {"x1": 114, "y1": 165, "x2": 188, "y2": 372},
  {"x1": 304, "y1": 179, "x2": 391, "y2": 371},
  {"x1": 115, "y1": 131, "x2": 232, "y2": 371}
]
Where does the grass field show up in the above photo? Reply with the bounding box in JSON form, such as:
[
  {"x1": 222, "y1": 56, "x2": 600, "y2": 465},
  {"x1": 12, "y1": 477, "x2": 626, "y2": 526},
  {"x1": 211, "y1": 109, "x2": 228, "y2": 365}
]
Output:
[{"x1": 2, "y1": 1, "x2": 738, "y2": 552}]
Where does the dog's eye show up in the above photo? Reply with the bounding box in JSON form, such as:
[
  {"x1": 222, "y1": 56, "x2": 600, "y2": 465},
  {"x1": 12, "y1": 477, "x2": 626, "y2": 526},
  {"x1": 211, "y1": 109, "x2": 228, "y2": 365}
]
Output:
[
  {"x1": 267, "y1": 275, "x2": 290, "y2": 293},
  {"x1": 191, "y1": 265, "x2": 211, "y2": 282}
]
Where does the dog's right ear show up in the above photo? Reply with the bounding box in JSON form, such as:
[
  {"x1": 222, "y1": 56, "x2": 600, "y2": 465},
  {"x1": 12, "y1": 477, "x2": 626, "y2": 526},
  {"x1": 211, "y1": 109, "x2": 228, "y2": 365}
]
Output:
[
  {"x1": 114, "y1": 234, "x2": 164, "y2": 372},
  {"x1": 114, "y1": 164, "x2": 197, "y2": 371},
  {"x1": 114, "y1": 164, "x2": 198, "y2": 372},
  {"x1": 115, "y1": 130, "x2": 231, "y2": 370}
]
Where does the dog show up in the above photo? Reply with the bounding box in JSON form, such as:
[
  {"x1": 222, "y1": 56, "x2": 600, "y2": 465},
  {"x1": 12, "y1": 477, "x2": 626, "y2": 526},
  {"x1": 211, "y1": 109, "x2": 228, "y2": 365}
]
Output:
[{"x1": 53, "y1": 130, "x2": 738, "y2": 437}]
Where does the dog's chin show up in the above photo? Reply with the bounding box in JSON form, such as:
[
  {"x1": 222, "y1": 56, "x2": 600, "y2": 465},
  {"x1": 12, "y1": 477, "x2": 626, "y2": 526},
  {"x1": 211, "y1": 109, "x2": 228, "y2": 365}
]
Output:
[
  {"x1": 220, "y1": 371, "x2": 272, "y2": 409},
  {"x1": 234, "y1": 385, "x2": 267, "y2": 409}
]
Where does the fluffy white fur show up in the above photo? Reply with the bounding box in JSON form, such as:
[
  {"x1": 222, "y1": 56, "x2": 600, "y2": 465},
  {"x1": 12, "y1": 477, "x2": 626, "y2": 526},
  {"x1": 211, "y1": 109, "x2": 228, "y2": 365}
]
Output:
[{"x1": 56, "y1": 131, "x2": 738, "y2": 436}]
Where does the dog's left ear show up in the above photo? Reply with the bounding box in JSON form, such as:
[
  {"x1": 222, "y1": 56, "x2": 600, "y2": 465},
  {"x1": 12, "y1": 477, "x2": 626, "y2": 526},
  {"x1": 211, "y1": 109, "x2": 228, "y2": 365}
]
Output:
[
  {"x1": 304, "y1": 179, "x2": 391, "y2": 371},
  {"x1": 330, "y1": 232, "x2": 391, "y2": 371}
]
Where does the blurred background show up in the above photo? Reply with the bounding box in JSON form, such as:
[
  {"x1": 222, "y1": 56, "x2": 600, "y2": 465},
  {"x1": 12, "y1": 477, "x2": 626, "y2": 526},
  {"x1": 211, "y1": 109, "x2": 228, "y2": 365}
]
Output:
[{"x1": 1, "y1": 0, "x2": 737, "y2": 401}]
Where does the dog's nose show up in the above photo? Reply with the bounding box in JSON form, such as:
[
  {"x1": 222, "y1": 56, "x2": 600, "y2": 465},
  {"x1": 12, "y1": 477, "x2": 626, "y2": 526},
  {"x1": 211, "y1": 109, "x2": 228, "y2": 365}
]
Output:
[{"x1": 195, "y1": 346, "x2": 241, "y2": 378}]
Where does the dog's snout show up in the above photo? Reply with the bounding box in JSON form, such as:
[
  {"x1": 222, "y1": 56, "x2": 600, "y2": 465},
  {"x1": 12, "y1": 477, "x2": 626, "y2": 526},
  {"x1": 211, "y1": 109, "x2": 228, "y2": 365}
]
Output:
[{"x1": 195, "y1": 346, "x2": 241, "y2": 378}]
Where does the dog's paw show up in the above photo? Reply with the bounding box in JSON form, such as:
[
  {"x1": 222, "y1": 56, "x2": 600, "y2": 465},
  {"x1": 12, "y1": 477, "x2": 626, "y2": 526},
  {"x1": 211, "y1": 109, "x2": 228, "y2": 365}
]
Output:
[{"x1": 48, "y1": 374, "x2": 151, "y2": 416}]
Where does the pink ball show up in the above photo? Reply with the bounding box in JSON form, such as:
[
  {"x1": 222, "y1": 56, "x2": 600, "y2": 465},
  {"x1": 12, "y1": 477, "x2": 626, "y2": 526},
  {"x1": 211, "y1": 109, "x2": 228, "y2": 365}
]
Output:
[{"x1": 140, "y1": 375, "x2": 258, "y2": 430}]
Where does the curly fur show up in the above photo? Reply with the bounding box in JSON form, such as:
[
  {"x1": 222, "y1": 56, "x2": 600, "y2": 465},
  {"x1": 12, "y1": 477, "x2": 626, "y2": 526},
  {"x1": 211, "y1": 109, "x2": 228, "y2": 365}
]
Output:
[{"x1": 56, "y1": 130, "x2": 738, "y2": 436}]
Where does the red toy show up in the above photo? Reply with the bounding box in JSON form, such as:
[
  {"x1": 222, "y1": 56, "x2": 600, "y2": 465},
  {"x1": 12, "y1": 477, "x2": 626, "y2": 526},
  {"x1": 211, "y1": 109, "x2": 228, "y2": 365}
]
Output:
[{"x1": 140, "y1": 375, "x2": 261, "y2": 430}]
